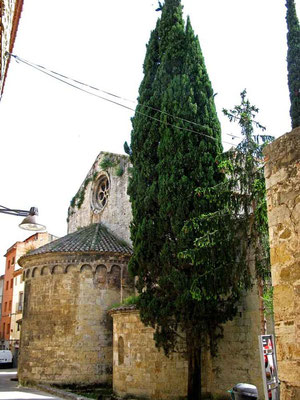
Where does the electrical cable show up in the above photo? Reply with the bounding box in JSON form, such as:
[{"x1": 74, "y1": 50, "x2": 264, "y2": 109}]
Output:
[
  {"x1": 8, "y1": 52, "x2": 234, "y2": 133},
  {"x1": 7, "y1": 53, "x2": 271, "y2": 154},
  {"x1": 7, "y1": 52, "x2": 241, "y2": 147}
]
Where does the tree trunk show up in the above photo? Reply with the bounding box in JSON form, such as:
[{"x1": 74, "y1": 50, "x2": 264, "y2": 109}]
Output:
[{"x1": 187, "y1": 342, "x2": 202, "y2": 400}]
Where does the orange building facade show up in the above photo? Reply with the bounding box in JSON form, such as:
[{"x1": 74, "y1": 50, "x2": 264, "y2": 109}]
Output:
[
  {"x1": 0, "y1": 232, "x2": 57, "y2": 352},
  {"x1": 0, "y1": 247, "x2": 15, "y2": 345}
]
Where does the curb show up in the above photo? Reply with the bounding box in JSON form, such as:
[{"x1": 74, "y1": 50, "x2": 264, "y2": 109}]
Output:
[{"x1": 35, "y1": 384, "x2": 92, "y2": 400}]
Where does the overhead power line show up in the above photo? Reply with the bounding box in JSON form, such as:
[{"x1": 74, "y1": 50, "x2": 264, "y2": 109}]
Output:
[{"x1": 7, "y1": 52, "x2": 247, "y2": 147}]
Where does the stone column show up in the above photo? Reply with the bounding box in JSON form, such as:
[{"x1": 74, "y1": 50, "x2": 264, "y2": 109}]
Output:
[{"x1": 264, "y1": 127, "x2": 300, "y2": 400}]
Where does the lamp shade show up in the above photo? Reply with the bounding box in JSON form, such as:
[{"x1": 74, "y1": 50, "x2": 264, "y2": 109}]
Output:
[{"x1": 19, "y1": 215, "x2": 46, "y2": 231}]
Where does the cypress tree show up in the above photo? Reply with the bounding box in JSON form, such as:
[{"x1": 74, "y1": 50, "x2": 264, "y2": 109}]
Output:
[
  {"x1": 286, "y1": 0, "x2": 300, "y2": 128},
  {"x1": 127, "y1": 1, "x2": 223, "y2": 398}
]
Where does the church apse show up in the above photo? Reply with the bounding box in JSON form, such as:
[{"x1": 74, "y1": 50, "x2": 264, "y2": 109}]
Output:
[{"x1": 17, "y1": 151, "x2": 134, "y2": 386}]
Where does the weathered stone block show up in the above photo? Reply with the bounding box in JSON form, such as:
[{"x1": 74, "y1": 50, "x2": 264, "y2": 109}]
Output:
[{"x1": 264, "y1": 127, "x2": 300, "y2": 399}]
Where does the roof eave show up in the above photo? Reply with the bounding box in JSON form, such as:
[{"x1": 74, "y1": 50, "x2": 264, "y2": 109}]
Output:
[{"x1": 18, "y1": 250, "x2": 132, "y2": 267}]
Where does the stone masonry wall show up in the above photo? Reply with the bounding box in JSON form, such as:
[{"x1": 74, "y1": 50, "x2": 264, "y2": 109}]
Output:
[
  {"x1": 206, "y1": 278, "x2": 266, "y2": 399},
  {"x1": 111, "y1": 294, "x2": 267, "y2": 400},
  {"x1": 18, "y1": 253, "x2": 133, "y2": 386},
  {"x1": 68, "y1": 152, "x2": 132, "y2": 245},
  {"x1": 111, "y1": 309, "x2": 188, "y2": 400},
  {"x1": 264, "y1": 127, "x2": 300, "y2": 400}
]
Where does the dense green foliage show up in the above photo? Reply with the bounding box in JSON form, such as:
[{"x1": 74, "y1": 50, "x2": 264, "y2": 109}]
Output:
[
  {"x1": 286, "y1": 0, "x2": 300, "y2": 128},
  {"x1": 181, "y1": 90, "x2": 273, "y2": 359},
  {"x1": 127, "y1": 1, "x2": 223, "y2": 398},
  {"x1": 127, "y1": 0, "x2": 273, "y2": 396}
]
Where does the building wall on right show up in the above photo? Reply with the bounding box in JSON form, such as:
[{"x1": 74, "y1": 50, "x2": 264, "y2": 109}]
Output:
[{"x1": 264, "y1": 127, "x2": 300, "y2": 400}]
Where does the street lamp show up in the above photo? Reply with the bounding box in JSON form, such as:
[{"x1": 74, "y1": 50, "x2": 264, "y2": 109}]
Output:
[{"x1": 0, "y1": 205, "x2": 46, "y2": 231}]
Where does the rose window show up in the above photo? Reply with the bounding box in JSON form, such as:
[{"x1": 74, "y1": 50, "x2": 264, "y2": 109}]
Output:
[{"x1": 92, "y1": 174, "x2": 110, "y2": 212}]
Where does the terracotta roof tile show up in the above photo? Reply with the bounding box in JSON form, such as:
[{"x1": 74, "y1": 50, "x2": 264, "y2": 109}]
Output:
[{"x1": 25, "y1": 223, "x2": 132, "y2": 256}]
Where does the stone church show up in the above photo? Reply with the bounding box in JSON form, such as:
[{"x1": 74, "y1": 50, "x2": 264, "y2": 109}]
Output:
[{"x1": 18, "y1": 151, "x2": 270, "y2": 399}]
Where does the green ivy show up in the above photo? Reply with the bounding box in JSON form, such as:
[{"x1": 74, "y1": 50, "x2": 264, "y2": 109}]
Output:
[
  {"x1": 115, "y1": 165, "x2": 124, "y2": 177},
  {"x1": 100, "y1": 157, "x2": 116, "y2": 170},
  {"x1": 69, "y1": 177, "x2": 92, "y2": 210}
]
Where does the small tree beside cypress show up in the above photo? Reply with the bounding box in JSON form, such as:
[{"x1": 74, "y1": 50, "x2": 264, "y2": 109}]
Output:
[
  {"x1": 181, "y1": 89, "x2": 272, "y2": 397},
  {"x1": 286, "y1": 0, "x2": 300, "y2": 128},
  {"x1": 182, "y1": 90, "x2": 273, "y2": 397}
]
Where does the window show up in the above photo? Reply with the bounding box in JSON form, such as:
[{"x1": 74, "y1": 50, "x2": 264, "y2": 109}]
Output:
[
  {"x1": 12, "y1": 257, "x2": 15, "y2": 265},
  {"x1": 19, "y1": 292, "x2": 23, "y2": 305},
  {"x1": 9, "y1": 301, "x2": 12, "y2": 312},
  {"x1": 6, "y1": 281, "x2": 8, "y2": 291},
  {"x1": 18, "y1": 293, "x2": 23, "y2": 312},
  {"x1": 10, "y1": 279, "x2": 13, "y2": 289},
  {"x1": 3, "y1": 323, "x2": 5, "y2": 337},
  {"x1": 6, "y1": 324, "x2": 10, "y2": 334},
  {"x1": 92, "y1": 174, "x2": 110, "y2": 213},
  {"x1": 4, "y1": 302, "x2": 7, "y2": 312},
  {"x1": 7, "y1": 260, "x2": 10, "y2": 269}
]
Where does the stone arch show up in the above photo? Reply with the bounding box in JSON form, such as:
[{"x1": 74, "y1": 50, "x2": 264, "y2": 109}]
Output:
[
  {"x1": 108, "y1": 265, "x2": 121, "y2": 289},
  {"x1": 121, "y1": 265, "x2": 132, "y2": 288},
  {"x1": 26, "y1": 269, "x2": 31, "y2": 279},
  {"x1": 52, "y1": 265, "x2": 64, "y2": 275},
  {"x1": 41, "y1": 266, "x2": 51, "y2": 276},
  {"x1": 32, "y1": 267, "x2": 39, "y2": 278},
  {"x1": 95, "y1": 265, "x2": 107, "y2": 286},
  {"x1": 65, "y1": 264, "x2": 77, "y2": 274},
  {"x1": 118, "y1": 336, "x2": 124, "y2": 365},
  {"x1": 80, "y1": 264, "x2": 93, "y2": 277}
]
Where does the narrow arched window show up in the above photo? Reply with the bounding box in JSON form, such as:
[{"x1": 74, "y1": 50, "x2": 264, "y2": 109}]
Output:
[{"x1": 118, "y1": 336, "x2": 124, "y2": 365}]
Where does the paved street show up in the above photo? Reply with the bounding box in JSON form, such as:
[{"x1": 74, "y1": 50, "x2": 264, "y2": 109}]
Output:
[{"x1": 0, "y1": 369, "x2": 65, "y2": 400}]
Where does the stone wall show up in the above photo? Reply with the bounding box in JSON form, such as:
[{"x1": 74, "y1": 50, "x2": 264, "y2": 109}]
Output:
[
  {"x1": 264, "y1": 127, "x2": 300, "y2": 400},
  {"x1": 111, "y1": 292, "x2": 267, "y2": 400},
  {"x1": 18, "y1": 253, "x2": 133, "y2": 386},
  {"x1": 206, "y1": 279, "x2": 266, "y2": 398},
  {"x1": 67, "y1": 152, "x2": 132, "y2": 245},
  {"x1": 111, "y1": 309, "x2": 188, "y2": 400}
]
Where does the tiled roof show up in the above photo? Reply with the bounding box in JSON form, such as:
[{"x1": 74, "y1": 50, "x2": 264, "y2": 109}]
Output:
[
  {"x1": 25, "y1": 223, "x2": 132, "y2": 256},
  {"x1": 109, "y1": 304, "x2": 137, "y2": 314}
]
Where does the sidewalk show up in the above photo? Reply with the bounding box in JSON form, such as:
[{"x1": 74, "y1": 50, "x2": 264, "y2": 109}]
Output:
[{"x1": 0, "y1": 369, "x2": 89, "y2": 400}]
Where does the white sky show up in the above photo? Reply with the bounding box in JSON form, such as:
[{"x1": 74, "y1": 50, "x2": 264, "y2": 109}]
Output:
[{"x1": 0, "y1": 0, "x2": 299, "y2": 274}]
